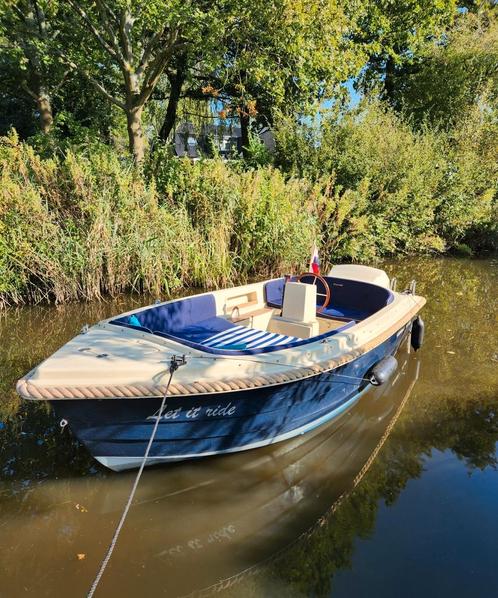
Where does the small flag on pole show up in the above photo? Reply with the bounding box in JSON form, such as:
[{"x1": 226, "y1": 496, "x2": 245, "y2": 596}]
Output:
[{"x1": 309, "y1": 244, "x2": 320, "y2": 274}]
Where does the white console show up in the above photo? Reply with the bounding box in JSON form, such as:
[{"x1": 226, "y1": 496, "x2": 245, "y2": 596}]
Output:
[{"x1": 269, "y1": 282, "x2": 319, "y2": 339}]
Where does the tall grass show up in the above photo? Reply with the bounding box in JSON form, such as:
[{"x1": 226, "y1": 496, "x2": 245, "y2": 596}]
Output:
[
  {"x1": 1, "y1": 95, "x2": 496, "y2": 308},
  {"x1": 0, "y1": 132, "x2": 316, "y2": 307}
]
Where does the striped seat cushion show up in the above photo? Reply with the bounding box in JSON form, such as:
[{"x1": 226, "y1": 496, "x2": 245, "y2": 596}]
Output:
[{"x1": 201, "y1": 325, "x2": 298, "y2": 350}]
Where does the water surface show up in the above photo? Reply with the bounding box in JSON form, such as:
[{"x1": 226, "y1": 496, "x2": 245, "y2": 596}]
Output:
[{"x1": 0, "y1": 257, "x2": 496, "y2": 597}]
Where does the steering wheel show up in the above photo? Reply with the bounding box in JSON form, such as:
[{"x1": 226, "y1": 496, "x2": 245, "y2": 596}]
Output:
[{"x1": 296, "y1": 273, "x2": 331, "y2": 313}]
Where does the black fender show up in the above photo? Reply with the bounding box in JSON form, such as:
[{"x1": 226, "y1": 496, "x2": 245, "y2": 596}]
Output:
[
  {"x1": 369, "y1": 355, "x2": 398, "y2": 386},
  {"x1": 411, "y1": 316, "x2": 425, "y2": 351}
]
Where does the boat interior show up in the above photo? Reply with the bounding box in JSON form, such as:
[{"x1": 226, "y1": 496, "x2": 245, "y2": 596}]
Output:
[{"x1": 110, "y1": 275, "x2": 393, "y2": 355}]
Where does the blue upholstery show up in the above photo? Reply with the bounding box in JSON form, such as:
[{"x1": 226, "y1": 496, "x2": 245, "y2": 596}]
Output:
[
  {"x1": 112, "y1": 294, "x2": 223, "y2": 342},
  {"x1": 109, "y1": 283, "x2": 366, "y2": 355},
  {"x1": 264, "y1": 276, "x2": 392, "y2": 321},
  {"x1": 202, "y1": 325, "x2": 298, "y2": 350},
  {"x1": 264, "y1": 278, "x2": 287, "y2": 308},
  {"x1": 111, "y1": 302, "x2": 356, "y2": 355},
  {"x1": 171, "y1": 316, "x2": 233, "y2": 344}
]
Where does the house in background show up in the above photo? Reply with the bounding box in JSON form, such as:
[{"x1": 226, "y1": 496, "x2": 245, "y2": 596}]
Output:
[{"x1": 171, "y1": 122, "x2": 275, "y2": 159}]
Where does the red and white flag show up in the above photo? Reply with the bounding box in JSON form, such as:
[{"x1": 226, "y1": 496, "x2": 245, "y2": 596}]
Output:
[{"x1": 309, "y1": 244, "x2": 320, "y2": 274}]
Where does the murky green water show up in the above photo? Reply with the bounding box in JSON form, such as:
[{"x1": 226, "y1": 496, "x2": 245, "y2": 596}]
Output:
[{"x1": 0, "y1": 257, "x2": 496, "y2": 598}]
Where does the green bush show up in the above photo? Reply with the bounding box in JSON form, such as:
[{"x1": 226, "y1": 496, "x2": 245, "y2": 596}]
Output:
[
  {"x1": 435, "y1": 101, "x2": 498, "y2": 251},
  {"x1": 1, "y1": 89, "x2": 496, "y2": 308},
  {"x1": 275, "y1": 100, "x2": 497, "y2": 256}
]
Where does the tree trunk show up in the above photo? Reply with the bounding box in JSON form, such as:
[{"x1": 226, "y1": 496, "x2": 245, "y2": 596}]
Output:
[
  {"x1": 383, "y1": 54, "x2": 396, "y2": 103},
  {"x1": 36, "y1": 91, "x2": 53, "y2": 134},
  {"x1": 159, "y1": 70, "x2": 185, "y2": 142},
  {"x1": 240, "y1": 110, "x2": 250, "y2": 158},
  {"x1": 126, "y1": 107, "x2": 145, "y2": 163},
  {"x1": 23, "y1": 76, "x2": 54, "y2": 134}
]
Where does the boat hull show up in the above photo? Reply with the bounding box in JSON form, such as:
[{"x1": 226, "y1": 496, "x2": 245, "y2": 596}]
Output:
[{"x1": 52, "y1": 328, "x2": 409, "y2": 471}]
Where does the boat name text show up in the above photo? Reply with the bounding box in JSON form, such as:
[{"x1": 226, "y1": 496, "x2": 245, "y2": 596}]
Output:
[{"x1": 147, "y1": 401, "x2": 237, "y2": 420}]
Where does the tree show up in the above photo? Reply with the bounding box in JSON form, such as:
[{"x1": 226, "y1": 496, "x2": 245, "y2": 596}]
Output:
[
  {"x1": 390, "y1": 5, "x2": 498, "y2": 128},
  {"x1": 356, "y1": 0, "x2": 458, "y2": 101},
  {"x1": 169, "y1": 0, "x2": 369, "y2": 155},
  {"x1": 53, "y1": 1, "x2": 230, "y2": 162},
  {"x1": 0, "y1": 1, "x2": 68, "y2": 134}
]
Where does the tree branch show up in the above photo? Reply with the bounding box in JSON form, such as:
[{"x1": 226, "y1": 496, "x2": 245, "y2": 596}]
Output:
[
  {"x1": 136, "y1": 30, "x2": 163, "y2": 77},
  {"x1": 11, "y1": 4, "x2": 27, "y2": 25},
  {"x1": 96, "y1": 0, "x2": 119, "y2": 26},
  {"x1": 56, "y1": 50, "x2": 125, "y2": 109},
  {"x1": 21, "y1": 80, "x2": 38, "y2": 100},
  {"x1": 66, "y1": 0, "x2": 124, "y2": 66},
  {"x1": 32, "y1": 0, "x2": 47, "y2": 38},
  {"x1": 118, "y1": 7, "x2": 135, "y2": 67},
  {"x1": 137, "y1": 34, "x2": 188, "y2": 106},
  {"x1": 52, "y1": 69, "x2": 72, "y2": 94},
  {"x1": 94, "y1": 0, "x2": 122, "y2": 60}
]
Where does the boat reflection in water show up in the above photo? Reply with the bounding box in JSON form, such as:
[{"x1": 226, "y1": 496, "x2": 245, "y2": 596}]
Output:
[{"x1": 0, "y1": 350, "x2": 420, "y2": 598}]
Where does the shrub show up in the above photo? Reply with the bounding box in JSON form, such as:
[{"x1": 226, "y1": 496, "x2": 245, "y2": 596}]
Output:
[
  {"x1": 274, "y1": 99, "x2": 497, "y2": 256},
  {"x1": 435, "y1": 100, "x2": 498, "y2": 251}
]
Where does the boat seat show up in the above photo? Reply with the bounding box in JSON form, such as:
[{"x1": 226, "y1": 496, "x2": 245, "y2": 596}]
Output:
[
  {"x1": 201, "y1": 326, "x2": 298, "y2": 350},
  {"x1": 115, "y1": 307, "x2": 297, "y2": 350},
  {"x1": 110, "y1": 287, "x2": 360, "y2": 355},
  {"x1": 111, "y1": 294, "x2": 233, "y2": 344},
  {"x1": 264, "y1": 277, "x2": 391, "y2": 322},
  {"x1": 170, "y1": 316, "x2": 234, "y2": 344},
  {"x1": 111, "y1": 294, "x2": 296, "y2": 348}
]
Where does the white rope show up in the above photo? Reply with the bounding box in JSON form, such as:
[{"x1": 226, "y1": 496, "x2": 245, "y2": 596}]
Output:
[{"x1": 87, "y1": 355, "x2": 185, "y2": 598}]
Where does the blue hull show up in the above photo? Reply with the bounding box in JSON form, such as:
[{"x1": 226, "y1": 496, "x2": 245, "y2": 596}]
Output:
[{"x1": 52, "y1": 329, "x2": 408, "y2": 470}]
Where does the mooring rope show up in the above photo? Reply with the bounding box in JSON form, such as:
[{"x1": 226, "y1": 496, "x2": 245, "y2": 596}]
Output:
[{"x1": 87, "y1": 354, "x2": 186, "y2": 598}]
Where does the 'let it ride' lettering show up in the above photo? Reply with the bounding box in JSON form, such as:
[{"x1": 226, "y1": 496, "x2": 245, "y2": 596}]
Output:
[{"x1": 147, "y1": 402, "x2": 236, "y2": 420}]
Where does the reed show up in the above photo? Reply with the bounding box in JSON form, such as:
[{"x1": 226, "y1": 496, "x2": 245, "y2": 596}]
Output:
[{"x1": 0, "y1": 133, "x2": 316, "y2": 307}]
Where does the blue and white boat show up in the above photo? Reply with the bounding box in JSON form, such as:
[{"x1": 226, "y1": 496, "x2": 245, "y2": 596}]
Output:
[{"x1": 17, "y1": 265, "x2": 425, "y2": 471}]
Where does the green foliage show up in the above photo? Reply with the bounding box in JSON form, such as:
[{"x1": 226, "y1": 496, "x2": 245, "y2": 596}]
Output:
[
  {"x1": 392, "y1": 7, "x2": 498, "y2": 128},
  {"x1": 357, "y1": 0, "x2": 457, "y2": 97},
  {"x1": 0, "y1": 0, "x2": 372, "y2": 157},
  {"x1": 435, "y1": 101, "x2": 498, "y2": 250},
  {"x1": 241, "y1": 132, "x2": 274, "y2": 169},
  {"x1": 207, "y1": 0, "x2": 368, "y2": 122},
  {"x1": 275, "y1": 100, "x2": 497, "y2": 257},
  {"x1": 0, "y1": 2, "x2": 496, "y2": 304},
  {"x1": 1, "y1": 87, "x2": 496, "y2": 308},
  {"x1": 0, "y1": 133, "x2": 316, "y2": 306}
]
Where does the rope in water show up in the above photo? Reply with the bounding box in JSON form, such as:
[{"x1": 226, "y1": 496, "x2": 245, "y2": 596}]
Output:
[
  {"x1": 87, "y1": 355, "x2": 186, "y2": 598},
  {"x1": 84, "y1": 332, "x2": 407, "y2": 595},
  {"x1": 85, "y1": 348, "x2": 374, "y2": 597}
]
